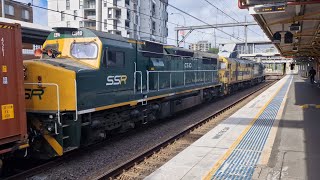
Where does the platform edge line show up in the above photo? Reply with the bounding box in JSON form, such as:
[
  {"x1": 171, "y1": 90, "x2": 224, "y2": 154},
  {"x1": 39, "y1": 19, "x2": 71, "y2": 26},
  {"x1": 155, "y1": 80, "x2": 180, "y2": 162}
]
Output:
[
  {"x1": 202, "y1": 78, "x2": 288, "y2": 180},
  {"x1": 257, "y1": 76, "x2": 293, "y2": 166}
]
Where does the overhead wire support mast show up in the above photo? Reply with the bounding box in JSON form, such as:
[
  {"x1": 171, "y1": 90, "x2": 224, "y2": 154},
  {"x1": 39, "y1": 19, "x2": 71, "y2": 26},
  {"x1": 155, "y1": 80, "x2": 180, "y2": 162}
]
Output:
[
  {"x1": 174, "y1": 22, "x2": 258, "y2": 31},
  {"x1": 204, "y1": 0, "x2": 265, "y2": 38},
  {"x1": 165, "y1": 2, "x2": 245, "y2": 42},
  {"x1": 103, "y1": 1, "x2": 231, "y2": 45},
  {"x1": 174, "y1": 22, "x2": 258, "y2": 48}
]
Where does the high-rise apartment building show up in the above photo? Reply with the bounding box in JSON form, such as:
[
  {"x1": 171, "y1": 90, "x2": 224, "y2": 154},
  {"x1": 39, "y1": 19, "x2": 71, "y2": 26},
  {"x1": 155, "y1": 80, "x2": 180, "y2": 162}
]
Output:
[
  {"x1": 48, "y1": 0, "x2": 168, "y2": 43},
  {"x1": 189, "y1": 41, "x2": 212, "y2": 52},
  {"x1": 0, "y1": 0, "x2": 33, "y2": 22}
]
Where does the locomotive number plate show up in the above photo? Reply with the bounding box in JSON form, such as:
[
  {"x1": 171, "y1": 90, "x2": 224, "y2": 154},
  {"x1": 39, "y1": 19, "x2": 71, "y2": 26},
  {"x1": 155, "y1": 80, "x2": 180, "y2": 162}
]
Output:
[{"x1": 1, "y1": 104, "x2": 14, "y2": 120}]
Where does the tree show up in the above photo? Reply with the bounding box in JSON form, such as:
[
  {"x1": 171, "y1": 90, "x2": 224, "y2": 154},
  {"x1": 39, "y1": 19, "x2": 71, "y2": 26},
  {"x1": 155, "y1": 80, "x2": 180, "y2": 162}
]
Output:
[{"x1": 207, "y1": 48, "x2": 219, "y2": 54}]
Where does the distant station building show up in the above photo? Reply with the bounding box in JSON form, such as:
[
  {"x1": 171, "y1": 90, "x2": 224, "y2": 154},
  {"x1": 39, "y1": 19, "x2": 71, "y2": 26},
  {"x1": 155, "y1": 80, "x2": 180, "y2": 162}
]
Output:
[
  {"x1": 0, "y1": 0, "x2": 33, "y2": 22},
  {"x1": 189, "y1": 41, "x2": 212, "y2": 52},
  {"x1": 218, "y1": 41, "x2": 298, "y2": 79},
  {"x1": 47, "y1": 0, "x2": 169, "y2": 43}
]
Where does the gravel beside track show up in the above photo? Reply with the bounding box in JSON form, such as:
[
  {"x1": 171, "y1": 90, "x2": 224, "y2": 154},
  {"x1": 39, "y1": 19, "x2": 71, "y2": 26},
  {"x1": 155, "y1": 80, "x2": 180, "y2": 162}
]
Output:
[{"x1": 23, "y1": 82, "x2": 271, "y2": 180}]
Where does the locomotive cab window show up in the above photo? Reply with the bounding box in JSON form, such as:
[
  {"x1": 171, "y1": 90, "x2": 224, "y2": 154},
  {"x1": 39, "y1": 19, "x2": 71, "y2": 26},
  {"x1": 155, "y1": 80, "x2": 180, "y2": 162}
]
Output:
[
  {"x1": 102, "y1": 48, "x2": 108, "y2": 67},
  {"x1": 107, "y1": 51, "x2": 125, "y2": 67},
  {"x1": 71, "y1": 42, "x2": 98, "y2": 59}
]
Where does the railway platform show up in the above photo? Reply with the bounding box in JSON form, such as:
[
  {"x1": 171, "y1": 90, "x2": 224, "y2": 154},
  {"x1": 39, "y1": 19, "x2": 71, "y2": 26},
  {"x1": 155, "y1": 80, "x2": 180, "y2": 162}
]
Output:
[{"x1": 145, "y1": 75, "x2": 320, "y2": 180}]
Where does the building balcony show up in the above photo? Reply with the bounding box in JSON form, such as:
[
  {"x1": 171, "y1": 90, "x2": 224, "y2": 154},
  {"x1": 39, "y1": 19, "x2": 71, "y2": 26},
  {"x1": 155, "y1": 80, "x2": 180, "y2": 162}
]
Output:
[
  {"x1": 151, "y1": 10, "x2": 156, "y2": 16},
  {"x1": 133, "y1": 4, "x2": 138, "y2": 11},
  {"x1": 83, "y1": 3, "x2": 96, "y2": 9},
  {"x1": 160, "y1": 0, "x2": 168, "y2": 4},
  {"x1": 125, "y1": 20, "x2": 130, "y2": 29},
  {"x1": 108, "y1": 5, "x2": 120, "y2": 10},
  {"x1": 108, "y1": 29, "x2": 121, "y2": 35},
  {"x1": 84, "y1": 23, "x2": 96, "y2": 29},
  {"x1": 85, "y1": 15, "x2": 96, "y2": 20},
  {"x1": 125, "y1": 0, "x2": 130, "y2": 6},
  {"x1": 86, "y1": 26, "x2": 96, "y2": 30},
  {"x1": 108, "y1": 8, "x2": 121, "y2": 20},
  {"x1": 108, "y1": 15, "x2": 121, "y2": 20},
  {"x1": 164, "y1": 12, "x2": 168, "y2": 21},
  {"x1": 84, "y1": 19, "x2": 96, "y2": 25}
]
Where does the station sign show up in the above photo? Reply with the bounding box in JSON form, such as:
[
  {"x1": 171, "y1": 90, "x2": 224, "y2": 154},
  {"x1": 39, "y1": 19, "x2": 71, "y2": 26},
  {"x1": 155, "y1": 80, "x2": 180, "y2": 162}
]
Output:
[
  {"x1": 244, "y1": 0, "x2": 287, "y2": 6},
  {"x1": 249, "y1": 3, "x2": 286, "y2": 14}
]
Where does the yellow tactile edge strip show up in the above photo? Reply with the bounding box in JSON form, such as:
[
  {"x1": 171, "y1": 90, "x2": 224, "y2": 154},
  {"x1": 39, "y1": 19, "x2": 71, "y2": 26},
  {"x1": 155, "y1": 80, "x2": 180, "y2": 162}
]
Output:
[
  {"x1": 257, "y1": 76, "x2": 293, "y2": 166},
  {"x1": 301, "y1": 104, "x2": 320, "y2": 109},
  {"x1": 202, "y1": 77, "x2": 289, "y2": 180}
]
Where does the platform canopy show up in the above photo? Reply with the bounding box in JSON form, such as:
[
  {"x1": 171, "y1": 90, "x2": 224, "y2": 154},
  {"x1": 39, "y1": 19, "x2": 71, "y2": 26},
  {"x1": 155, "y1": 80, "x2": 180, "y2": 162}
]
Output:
[
  {"x1": 0, "y1": 17, "x2": 52, "y2": 45},
  {"x1": 239, "y1": 0, "x2": 320, "y2": 59}
]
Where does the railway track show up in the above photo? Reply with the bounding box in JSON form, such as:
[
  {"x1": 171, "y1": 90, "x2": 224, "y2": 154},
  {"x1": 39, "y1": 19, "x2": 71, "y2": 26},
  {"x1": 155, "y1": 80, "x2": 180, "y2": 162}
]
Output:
[
  {"x1": 3, "y1": 80, "x2": 276, "y2": 180},
  {"x1": 88, "y1": 80, "x2": 277, "y2": 180}
]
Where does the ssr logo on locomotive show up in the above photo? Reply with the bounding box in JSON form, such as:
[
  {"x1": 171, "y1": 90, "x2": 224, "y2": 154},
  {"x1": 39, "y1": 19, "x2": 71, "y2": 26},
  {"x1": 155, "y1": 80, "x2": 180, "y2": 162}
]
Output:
[
  {"x1": 25, "y1": 89, "x2": 45, "y2": 100},
  {"x1": 106, "y1": 75, "x2": 128, "y2": 86}
]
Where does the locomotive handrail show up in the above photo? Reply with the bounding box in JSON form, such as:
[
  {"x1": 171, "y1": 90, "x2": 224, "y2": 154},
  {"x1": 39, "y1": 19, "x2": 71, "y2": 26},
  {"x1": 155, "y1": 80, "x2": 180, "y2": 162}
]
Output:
[
  {"x1": 133, "y1": 62, "x2": 143, "y2": 94},
  {"x1": 74, "y1": 80, "x2": 78, "y2": 122},
  {"x1": 24, "y1": 83, "x2": 61, "y2": 134},
  {"x1": 147, "y1": 70, "x2": 218, "y2": 73},
  {"x1": 146, "y1": 70, "x2": 218, "y2": 92},
  {"x1": 138, "y1": 50, "x2": 203, "y2": 59}
]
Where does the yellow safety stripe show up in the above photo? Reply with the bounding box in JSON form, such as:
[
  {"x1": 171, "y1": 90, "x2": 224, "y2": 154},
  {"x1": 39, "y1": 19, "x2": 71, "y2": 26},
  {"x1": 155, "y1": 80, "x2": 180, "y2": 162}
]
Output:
[
  {"x1": 127, "y1": 39, "x2": 145, "y2": 44},
  {"x1": 31, "y1": 119, "x2": 63, "y2": 156},
  {"x1": 94, "y1": 84, "x2": 222, "y2": 112},
  {"x1": 0, "y1": 25, "x2": 13, "y2": 29},
  {"x1": 301, "y1": 104, "x2": 320, "y2": 109},
  {"x1": 43, "y1": 134, "x2": 63, "y2": 156},
  {"x1": 203, "y1": 80, "x2": 287, "y2": 180},
  {"x1": 19, "y1": 144, "x2": 30, "y2": 149}
]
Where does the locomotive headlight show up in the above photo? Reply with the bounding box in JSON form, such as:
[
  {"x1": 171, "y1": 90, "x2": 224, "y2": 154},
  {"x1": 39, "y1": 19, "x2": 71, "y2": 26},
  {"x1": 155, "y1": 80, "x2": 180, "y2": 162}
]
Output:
[{"x1": 46, "y1": 115, "x2": 56, "y2": 132}]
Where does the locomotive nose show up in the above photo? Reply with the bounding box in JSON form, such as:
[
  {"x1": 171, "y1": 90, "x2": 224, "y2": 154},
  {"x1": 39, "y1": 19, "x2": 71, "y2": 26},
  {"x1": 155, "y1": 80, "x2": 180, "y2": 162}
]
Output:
[{"x1": 23, "y1": 60, "x2": 77, "y2": 112}]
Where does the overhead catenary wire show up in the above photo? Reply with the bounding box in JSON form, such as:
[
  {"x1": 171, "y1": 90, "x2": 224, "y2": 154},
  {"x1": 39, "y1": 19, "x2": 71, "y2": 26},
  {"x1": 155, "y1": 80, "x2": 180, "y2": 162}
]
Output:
[
  {"x1": 205, "y1": 0, "x2": 266, "y2": 38},
  {"x1": 13, "y1": 1, "x2": 199, "y2": 46},
  {"x1": 202, "y1": 0, "x2": 268, "y2": 53},
  {"x1": 164, "y1": 2, "x2": 243, "y2": 42},
  {"x1": 103, "y1": 1, "x2": 230, "y2": 40},
  {"x1": 12, "y1": 0, "x2": 245, "y2": 46}
]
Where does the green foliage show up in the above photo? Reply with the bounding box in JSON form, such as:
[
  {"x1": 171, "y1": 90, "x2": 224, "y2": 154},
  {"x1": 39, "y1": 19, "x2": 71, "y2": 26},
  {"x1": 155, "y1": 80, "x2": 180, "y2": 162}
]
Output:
[{"x1": 207, "y1": 48, "x2": 219, "y2": 54}]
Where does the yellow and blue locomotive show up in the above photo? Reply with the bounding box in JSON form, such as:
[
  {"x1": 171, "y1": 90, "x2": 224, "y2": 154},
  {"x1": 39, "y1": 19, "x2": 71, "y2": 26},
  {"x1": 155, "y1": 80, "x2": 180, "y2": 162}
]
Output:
[
  {"x1": 23, "y1": 28, "x2": 264, "y2": 158},
  {"x1": 219, "y1": 57, "x2": 265, "y2": 94}
]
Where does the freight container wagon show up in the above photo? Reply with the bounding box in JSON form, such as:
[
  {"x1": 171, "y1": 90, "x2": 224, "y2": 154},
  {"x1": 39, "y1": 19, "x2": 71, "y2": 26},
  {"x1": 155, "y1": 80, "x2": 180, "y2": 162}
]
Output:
[{"x1": 0, "y1": 23, "x2": 28, "y2": 173}]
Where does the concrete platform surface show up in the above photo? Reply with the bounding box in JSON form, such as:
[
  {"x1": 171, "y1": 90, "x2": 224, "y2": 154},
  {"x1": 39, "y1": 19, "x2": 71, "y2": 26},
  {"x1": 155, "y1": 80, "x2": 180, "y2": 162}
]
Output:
[
  {"x1": 255, "y1": 76, "x2": 320, "y2": 180},
  {"x1": 145, "y1": 76, "x2": 293, "y2": 180}
]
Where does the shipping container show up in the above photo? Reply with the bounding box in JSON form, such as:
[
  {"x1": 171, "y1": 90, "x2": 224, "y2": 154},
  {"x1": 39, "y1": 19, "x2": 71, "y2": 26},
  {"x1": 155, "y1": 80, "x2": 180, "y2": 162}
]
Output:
[{"x1": 0, "y1": 23, "x2": 28, "y2": 170}]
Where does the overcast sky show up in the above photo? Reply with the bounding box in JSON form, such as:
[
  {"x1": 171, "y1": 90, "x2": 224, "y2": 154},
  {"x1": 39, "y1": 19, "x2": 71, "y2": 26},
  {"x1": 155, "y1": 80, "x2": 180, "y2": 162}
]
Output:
[
  {"x1": 15, "y1": 0, "x2": 268, "y2": 47},
  {"x1": 167, "y1": 0, "x2": 269, "y2": 47}
]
